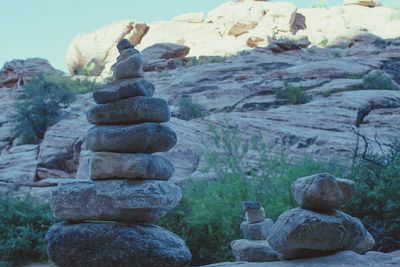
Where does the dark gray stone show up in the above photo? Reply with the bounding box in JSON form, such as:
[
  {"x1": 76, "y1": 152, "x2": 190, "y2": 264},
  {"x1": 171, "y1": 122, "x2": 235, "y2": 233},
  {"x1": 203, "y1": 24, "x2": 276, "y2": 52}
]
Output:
[
  {"x1": 87, "y1": 96, "x2": 170, "y2": 125},
  {"x1": 117, "y1": 38, "x2": 134, "y2": 53},
  {"x1": 267, "y1": 208, "x2": 366, "y2": 259},
  {"x1": 51, "y1": 180, "x2": 182, "y2": 222},
  {"x1": 85, "y1": 123, "x2": 177, "y2": 153},
  {"x1": 90, "y1": 152, "x2": 174, "y2": 180},
  {"x1": 46, "y1": 222, "x2": 192, "y2": 267},
  {"x1": 113, "y1": 54, "x2": 144, "y2": 80},
  {"x1": 231, "y1": 239, "x2": 281, "y2": 262},
  {"x1": 240, "y1": 219, "x2": 273, "y2": 240},
  {"x1": 117, "y1": 47, "x2": 140, "y2": 63},
  {"x1": 93, "y1": 78, "x2": 155, "y2": 104},
  {"x1": 291, "y1": 173, "x2": 344, "y2": 210},
  {"x1": 242, "y1": 201, "x2": 262, "y2": 211}
]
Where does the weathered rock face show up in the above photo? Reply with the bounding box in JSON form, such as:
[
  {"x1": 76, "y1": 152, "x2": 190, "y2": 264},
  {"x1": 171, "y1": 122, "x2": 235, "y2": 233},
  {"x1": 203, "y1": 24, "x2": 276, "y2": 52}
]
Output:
[
  {"x1": 291, "y1": 173, "x2": 355, "y2": 210},
  {"x1": 89, "y1": 152, "x2": 174, "y2": 180},
  {"x1": 0, "y1": 58, "x2": 62, "y2": 88},
  {"x1": 66, "y1": 20, "x2": 149, "y2": 76},
  {"x1": 231, "y1": 239, "x2": 281, "y2": 262},
  {"x1": 66, "y1": 1, "x2": 400, "y2": 78},
  {"x1": 50, "y1": 180, "x2": 182, "y2": 222},
  {"x1": 267, "y1": 208, "x2": 366, "y2": 259},
  {"x1": 86, "y1": 96, "x2": 170, "y2": 125},
  {"x1": 46, "y1": 222, "x2": 191, "y2": 267},
  {"x1": 85, "y1": 123, "x2": 177, "y2": 153},
  {"x1": 93, "y1": 78, "x2": 155, "y2": 104}
]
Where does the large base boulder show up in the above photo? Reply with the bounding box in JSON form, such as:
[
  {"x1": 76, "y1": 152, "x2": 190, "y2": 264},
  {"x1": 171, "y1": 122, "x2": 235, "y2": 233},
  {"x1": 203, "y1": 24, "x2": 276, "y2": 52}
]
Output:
[
  {"x1": 267, "y1": 208, "x2": 366, "y2": 259},
  {"x1": 51, "y1": 180, "x2": 182, "y2": 223},
  {"x1": 46, "y1": 222, "x2": 191, "y2": 267}
]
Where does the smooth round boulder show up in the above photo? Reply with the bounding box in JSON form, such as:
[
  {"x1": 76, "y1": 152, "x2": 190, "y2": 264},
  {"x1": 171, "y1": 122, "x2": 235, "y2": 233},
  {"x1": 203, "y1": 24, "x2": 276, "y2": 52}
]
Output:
[
  {"x1": 117, "y1": 47, "x2": 140, "y2": 63},
  {"x1": 50, "y1": 180, "x2": 182, "y2": 222},
  {"x1": 46, "y1": 222, "x2": 192, "y2": 267},
  {"x1": 93, "y1": 78, "x2": 155, "y2": 104},
  {"x1": 231, "y1": 239, "x2": 281, "y2": 262},
  {"x1": 85, "y1": 123, "x2": 177, "y2": 153},
  {"x1": 267, "y1": 208, "x2": 366, "y2": 259},
  {"x1": 90, "y1": 152, "x2": 174, "y2": 180},
  {"x1": 87, "y1": 96, "x2": 170, "y2": 125},
  {"x1": 291, "y1": 173, "x2": 344, "y2": 210},
  {"x1": 113, "y1": 54, "x2": 144, "y2": 80}
]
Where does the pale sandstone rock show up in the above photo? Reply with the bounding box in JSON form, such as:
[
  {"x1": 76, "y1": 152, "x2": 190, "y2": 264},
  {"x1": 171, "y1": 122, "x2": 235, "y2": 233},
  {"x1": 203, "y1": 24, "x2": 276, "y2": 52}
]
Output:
[
  {"x1": 343, "y1": 0, "x2": 380, "y2": 7},
  {"x1": 172, "y1": 12, "x2": 205, "y2": 23},
  {"x1": 66, "y1": 20, "x2": 148, "y2": 76}
]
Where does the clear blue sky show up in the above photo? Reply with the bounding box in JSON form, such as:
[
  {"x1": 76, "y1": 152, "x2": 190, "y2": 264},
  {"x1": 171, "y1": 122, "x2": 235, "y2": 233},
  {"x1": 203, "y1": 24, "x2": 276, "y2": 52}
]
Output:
[{"x1": 0, "y1": 0, "x2": 396, "y2": 72}]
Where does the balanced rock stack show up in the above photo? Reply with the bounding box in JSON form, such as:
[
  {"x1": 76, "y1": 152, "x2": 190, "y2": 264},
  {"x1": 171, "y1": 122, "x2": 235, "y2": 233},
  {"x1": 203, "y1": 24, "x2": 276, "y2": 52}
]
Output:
[
  {"x1": 45, "y1": 39, "x2": 192, "y2": 267},
  {"x1": 231, "y1": 201, "x2": 280, "y2": 262},
  {"x1": 268, "y1": 173, "x2": 375, "y2": 259}
]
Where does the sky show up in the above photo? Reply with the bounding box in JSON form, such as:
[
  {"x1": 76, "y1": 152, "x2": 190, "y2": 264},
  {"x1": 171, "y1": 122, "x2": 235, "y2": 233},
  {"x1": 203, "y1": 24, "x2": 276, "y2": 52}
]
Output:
[{"x1": 0, "y1": 0, "x2": 396, "y2": 72}]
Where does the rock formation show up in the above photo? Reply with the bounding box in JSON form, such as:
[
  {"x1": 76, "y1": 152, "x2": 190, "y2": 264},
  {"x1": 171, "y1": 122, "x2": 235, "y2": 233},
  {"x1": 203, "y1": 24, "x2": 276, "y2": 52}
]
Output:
[
  {"x1": 65, "y1": 1, "x2": 400, "y2": 78},
  {"x1": 231, "y1": 201, "x2": 280, "y2": 262},
  {"x1": 268, "y1": 173, "x2": 375, "y2": 259},
  {"x1": 45, "y1": 39, "x2": 191, "y2": 267}
]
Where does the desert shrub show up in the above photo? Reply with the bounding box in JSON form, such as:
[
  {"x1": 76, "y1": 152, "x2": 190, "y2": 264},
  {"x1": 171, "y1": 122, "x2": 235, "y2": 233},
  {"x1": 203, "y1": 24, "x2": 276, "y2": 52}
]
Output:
[
  {"x1": 0, "y1": 195, "x2": 56, "y2": 266},
  {"x1": 11, "y1": 75, "x2": 77, "y2": 144},
  {"x1": 362, "y1": 70, "x2": 398, "y2": 90},
  {"x1": 177, "y1": 95, "x2": 206, "y2": 121},
  {"x1": 161, "y1": 123, "x2": 340, "y2": 265},
  {"x1": 187, "y1": 56, "x2": 227, "y2": 66},
  {"x1": 276, "y1": 81, "x2": 311, "y2": 105},
  {"x1": 319, "y1": 35, "x2": 329, "y2": 47},
  {"x1": 346, "y1": 143, "x2": 400, "y2": 252}
]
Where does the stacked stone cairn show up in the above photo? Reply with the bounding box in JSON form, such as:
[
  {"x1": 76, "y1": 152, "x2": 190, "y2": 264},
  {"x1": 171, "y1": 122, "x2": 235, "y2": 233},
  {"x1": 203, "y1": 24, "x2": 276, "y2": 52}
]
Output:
[
  {"x1": 45, "y1": 39, "x2": 192, "y2": 267},
  {"x1": 268, "y1": 173, "x2": 375, "y2": 259},
  {"x1": 231, "y1": 201, "x2": 280, "y2": 262}
]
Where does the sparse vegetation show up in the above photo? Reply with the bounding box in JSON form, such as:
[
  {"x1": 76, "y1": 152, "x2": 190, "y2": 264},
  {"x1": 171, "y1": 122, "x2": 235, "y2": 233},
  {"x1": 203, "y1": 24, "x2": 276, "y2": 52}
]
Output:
[
  {"x1": 161, "y1": 123, "x2": 341, "y2": 265},
  {"x1": 177, "y1": 95, "x2": 206, "y2": 120},
  {"x1": 187, "y1": 56, "x2": 227, "y2": 66},
  {"x1": 319, "y1": 35, "x2": 329, "y2": 47},
  {"x1": 10, "y1": 74, "x2": 95, "y2": 144},
  {"x1": 0, "y1": 195, "x2": 56, "y2": 266},
  {"x1": 363, "y1": 70, "x2": 398, "y2": 90},
  {"x1": 276, "y1": 81, "x2": 311, "y2": 105}
]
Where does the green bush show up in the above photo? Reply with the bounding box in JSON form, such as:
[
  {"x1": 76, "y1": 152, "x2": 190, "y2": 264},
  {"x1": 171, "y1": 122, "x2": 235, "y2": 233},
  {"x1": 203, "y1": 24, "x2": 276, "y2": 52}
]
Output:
[
  {"x1": 362, "y1": 70, "x2": 398, "y2": 90},
  {"x1": 10, "y1": 74, "x2": 93, "y2": 144},
  {"x1": 0, "y1": 195, "x2": 56, "y2": 266},
  {"x1": 276, "y1": 81, "x2": 311, "y2": 105},
  {"x1": 346, "y1": 147, "x2": 400, "y2": 251},
  {"x1": 161, "y1": 123, "x2": 339, "y2": 265},
  {"x1": 177, "y1": 96, "x2": 206, "y2": 121}
]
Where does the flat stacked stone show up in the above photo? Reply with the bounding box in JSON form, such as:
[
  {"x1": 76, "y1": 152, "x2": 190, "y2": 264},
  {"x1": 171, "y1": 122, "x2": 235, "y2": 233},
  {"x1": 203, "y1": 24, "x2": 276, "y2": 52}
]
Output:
[
  {"x1": 46, "y1": 39, "x2": 191, "y2": 267},
  {"x1": 231, "y1": 201, "x2": 280, "y2": 262},
  {"x1": 268, "y1": 173, "x2": 375, "y2": 259}
]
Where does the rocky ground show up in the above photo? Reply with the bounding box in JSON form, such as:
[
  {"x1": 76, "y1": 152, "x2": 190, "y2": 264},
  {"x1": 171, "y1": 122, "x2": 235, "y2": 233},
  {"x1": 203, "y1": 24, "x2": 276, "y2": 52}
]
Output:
[{"x1": 202, "y1": 250, "x2": 400, "y2": 267}]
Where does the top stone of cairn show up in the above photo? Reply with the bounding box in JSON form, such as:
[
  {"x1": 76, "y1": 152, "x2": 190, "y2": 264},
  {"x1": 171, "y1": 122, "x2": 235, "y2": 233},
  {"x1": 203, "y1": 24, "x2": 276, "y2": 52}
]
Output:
[{"x1": 113, "y1": 39, "x2": 144, "y2": 80}]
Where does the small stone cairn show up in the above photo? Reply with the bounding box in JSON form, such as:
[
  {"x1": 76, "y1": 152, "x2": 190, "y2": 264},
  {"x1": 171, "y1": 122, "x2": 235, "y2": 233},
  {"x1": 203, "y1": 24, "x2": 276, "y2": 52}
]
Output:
[
  {"x1": 45, "y1": 39, "x2": 191, "y2": 267},
  {"x1": 231, "y1": 173, "x2": 375, "y2": 263},
  {"x1": 231, "y1": 201, "x2": 280, "y2": 262},
  {"x1": 268, "y1": 173, "x2": 375, "y2": 259}
]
